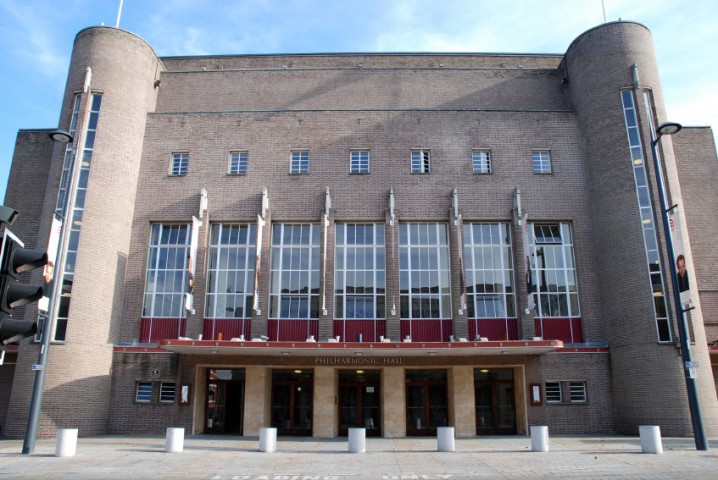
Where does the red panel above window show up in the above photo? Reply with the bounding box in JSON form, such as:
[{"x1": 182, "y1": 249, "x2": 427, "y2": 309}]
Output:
[
  {"x1": 333, "y1": 319, "x2": 386, "y2": 342},
  {"x1": 139, "y1": 318, "x2": 186, "y2": 343},
  {"x1": 267, "y1": 319, "x2": 319, "y2": 341},
  {"x1": 535, "y1": 317, "x2": 583, "y2": 344},
  {"x1": 400, "y1": 319, "x2": 452, "y2": 342},
  {"x1": 203, "y1": 318, "x2": 251, "y2": 341},
  {"x1": 468, "y1": 318, "x2": 519, "y2": 341}
]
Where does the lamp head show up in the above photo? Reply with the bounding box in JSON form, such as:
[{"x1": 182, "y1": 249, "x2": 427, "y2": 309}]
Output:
[
  {"x1": 656, "y1": 122, "x2": 683, "y2": 137},
  {"x1": 0, "y1": 205, "x2": 18, "y2": 225},
  {"x1": 48, "y1": 129, "x2": 73, "y2": 144}
]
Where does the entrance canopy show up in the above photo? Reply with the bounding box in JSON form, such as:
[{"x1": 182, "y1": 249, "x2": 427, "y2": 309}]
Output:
[{"x1": 158, "y1": 338, "x2": 562, "y2": 357}]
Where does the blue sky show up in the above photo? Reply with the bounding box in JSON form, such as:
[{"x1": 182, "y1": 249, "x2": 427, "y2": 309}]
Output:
[{"x1": 1, "y1": 0, "x2": 717, "y2": 202}]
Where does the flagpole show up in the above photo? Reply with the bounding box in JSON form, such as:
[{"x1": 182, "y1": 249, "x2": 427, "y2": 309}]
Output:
[
  {"x1": 601, "y1": 0, "x2": 607, "y2": 23},
  {"x1": 115, "y1": 0, "x2": 124, "y2": 28}
]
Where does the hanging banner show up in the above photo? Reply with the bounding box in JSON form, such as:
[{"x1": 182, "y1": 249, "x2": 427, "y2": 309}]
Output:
[
  {"x1": 669, "y1": 209, "x2": 693, "y2": 308},
  {"x1": 519, "y1": 213, "x2": 535, "y2": 312},
  {"x1": 38, "y1": 216, "x2": 63, "y2": 312},
  {"x1": 253, "y1": 214, "x2": 265, "y2": 314},
  {"x1": 184, "y1": 216, "x2": 202, "y2": 314}
]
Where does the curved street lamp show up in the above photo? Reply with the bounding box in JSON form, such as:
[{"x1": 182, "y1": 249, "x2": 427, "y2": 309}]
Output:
[
  {"x1": 21, "y1": 129, "x2": 76, "y2": 454},
  {"x1": 649, "y1": 121, "x2": 708, "y2": 451}
]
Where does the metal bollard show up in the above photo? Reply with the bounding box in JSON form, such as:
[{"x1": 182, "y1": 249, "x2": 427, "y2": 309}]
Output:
[
  {"x1": 259, "y1": 427, "x2": 277, "y2": 453},
  {"x1": 55, "y1": 428, "x2": 78, "y2": 457},
  {"x1": 165, "y1": 427, "x2": 184, "y2": 453},
  {"x1": 530, "y1": 425, "x2": 549, "y2": 452},
  {"x1": 437, "y1": 426, "x2": 455, "y2": 452},
  {"x1": 639, "y1": 425, "x2": 663, "y2": 454},
  {"x1": 348, "y1": 427, "x2": 366, "y2": 453}
]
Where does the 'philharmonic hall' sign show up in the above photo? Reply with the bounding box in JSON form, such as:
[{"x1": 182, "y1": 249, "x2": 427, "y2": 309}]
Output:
[{"x1": 314, "y1": 356, "x2": 405, "y2": 365}]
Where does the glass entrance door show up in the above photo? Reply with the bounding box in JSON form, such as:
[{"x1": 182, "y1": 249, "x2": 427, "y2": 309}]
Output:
[
  {"x1": 206, "y1": 369, "x2": 245, "y2": 434},
  {"x1": 406, "y1": 370, "x2": 448, "y2": 436},
  {"x1": 474, "y1": 368, "x2": 516, "y2": 435},
  {"x1": 271, "y1": 369, "x2": 313, "y2": 436},
  {"x1": 338, "y1": 370, "x2": 381, "y2": 436}
]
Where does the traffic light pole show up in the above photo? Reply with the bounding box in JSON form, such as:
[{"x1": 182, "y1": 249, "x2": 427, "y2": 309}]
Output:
[
  {"x1": 22, "y1": 131, "x2": 77, "y2": 455},
  {"x1": 20, "y1": 280, "x2": 55, "y2": 454}
]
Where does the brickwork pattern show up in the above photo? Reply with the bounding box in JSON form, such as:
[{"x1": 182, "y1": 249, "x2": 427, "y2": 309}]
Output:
[
  {"x1": 525, "y1": 352, "x2": 614, "y2": 433},
  {"x1": 108, "y1": 350, "x2": 617, "y2": 436},
  {"x1": 109, "y1": 352, "x2": 183, "y2": 434},
  {"x1": 563, "y1": 21, "x2": 718, "y2": 435},
  {"x1": 0, "y1": 355, "x2": 16, "y2": 435},
  {"x1": 161, "y1": 52, "x2": 563, "y2": 73},
  {"x1": 122, "y1": 108, "x2": 603, "y2": 342},
  {"x1": 4, "y1": 22, "x2": 718, "y2": 439},
  {"x1": 4, "y1": 27, "x2": 163, "y2": 438},
  {"x1": 673, "y1": 127, "x2": 718, "y2": 343},
  {"x1": 155, "y1": 67, "x2": 568, "y2": 114}
]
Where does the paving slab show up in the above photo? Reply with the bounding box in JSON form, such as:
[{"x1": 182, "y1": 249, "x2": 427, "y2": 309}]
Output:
[{"x1": 1, "y1": 435, "x2": 717, "y2": 479}]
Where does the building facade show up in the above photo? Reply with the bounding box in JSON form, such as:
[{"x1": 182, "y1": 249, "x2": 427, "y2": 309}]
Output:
[{"x1": 2, "y1": 21, "x2": 718, "y2": 439}]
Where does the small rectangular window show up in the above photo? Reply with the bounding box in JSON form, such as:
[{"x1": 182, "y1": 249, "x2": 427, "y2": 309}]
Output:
[
  {"x1": 411, "y1": 149, "x2": 431, "y2": 174},
  {"x1": 545, "y1": 382, "x2": 561, "y2": 403},
  {"x1": 290, "y1": 150, "x2": 310, "y2": 174},
  {"x1": 569, "y1": 382, "x2": 587, "y2": 403},
  {"x1": 532, "y1": 150, "x2": 551, "y2": 174},
  {"x1": 472, "y1": 150, "x2": 491, "y2": 174},
  {"x1": 350, "y1": 150, "x2": 370, "y2": 174},
  {"x1": 229, "y1": 151, "x2": 248, "y2": 175},
  {"x1": 171, "y1": 153, "x2": 189, "y2": 176},
  {"x1": 160, "y1": 382, "x2": 177, "y2": 403},
  {"x1": 136, "y1": 382, "x2": 152, "y2": 403}
]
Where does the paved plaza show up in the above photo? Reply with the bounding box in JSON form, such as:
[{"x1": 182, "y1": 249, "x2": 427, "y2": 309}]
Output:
[{"x1": 1, "y1": 434, "x2": 718, "y2": 479}]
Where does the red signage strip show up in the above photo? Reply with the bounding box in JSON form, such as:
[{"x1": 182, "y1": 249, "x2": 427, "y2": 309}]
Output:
[{"x1": 157, "y1": 339, "x2": 563, "y2": 349}]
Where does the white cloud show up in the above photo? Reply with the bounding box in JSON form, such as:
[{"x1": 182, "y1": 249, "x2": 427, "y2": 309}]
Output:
[
  {"x1": 371, "y1": 0, "x2": 603, "y2": 53},
  {"x1": 0, "y1": 0, "x2": 69, "y2": 78},
  {"x1": 667, "y1": 86, "x2": 718, "y2": 128}
]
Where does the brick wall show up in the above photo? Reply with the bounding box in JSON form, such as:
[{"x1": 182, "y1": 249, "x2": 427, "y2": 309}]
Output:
[
  {"x1": 525, "y1": 352, "x2": 614, "y2": 433},
  {"x1": 4, "y1": 26, "x2": 163, "y2": 438},
  {"x1": 673, "y1": 127, "x2": 718, "y2": 343},
  {"x1": 564, "y1": 21, "x2": 718, "y2": 435},
  {"x1": 109, "y1": 352, "x2": 185, "y2": 434},
  {"x1": 5, "y1": 21, "x2": 718, "y2": 438}
]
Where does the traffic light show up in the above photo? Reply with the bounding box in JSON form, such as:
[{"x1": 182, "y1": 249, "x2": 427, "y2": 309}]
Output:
[{"x1": 0, "y1": 229, "x2": 48, "y2": 345}]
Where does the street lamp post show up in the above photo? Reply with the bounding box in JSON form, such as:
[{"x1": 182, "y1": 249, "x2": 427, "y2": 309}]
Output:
[
  {"x1": 21, "y1": 129, "x2": 76, "y2": 455},
  {"x1": 649, "y1": 121, "x2": 708, "y2": 451}
]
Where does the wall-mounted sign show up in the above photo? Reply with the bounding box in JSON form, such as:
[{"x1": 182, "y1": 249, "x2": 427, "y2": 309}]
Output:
[
  {"x1": 180, "y1": 385, "x2": 191, "y2": 405},
  {"x1": 530, "y1": 383, "x2": 542, "y2": 406},
  {"x1": 314, "y1": 357, "x2": 405, "y2": 365}
]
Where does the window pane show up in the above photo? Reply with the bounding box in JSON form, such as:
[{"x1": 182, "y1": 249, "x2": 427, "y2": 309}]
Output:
[
  {"x1": 472, "y1": 150, "x2": 491, "y2": 174},
  {"x1": 350, "y1": 150, "x2": 370, "y2": 173},
  {"x1": 136, "y1": 382, "x2": 152, "y2": 403},
  {"x1": 529, "y1": 222, "x2": 580, "y2": 319},
  {"x1": 545, "y1": 383, "x2": 561, "y2": 403},
  {"x1": 229, "y1": 151, "x2": 248, "y2": 174},
  {"x1": 569, "y1": 382, "x2": 587, "y2": 403},
  {"x1": 399, "y1": 223, "x2": 450, "y2": 319},
  {"x1": 171, "y1": 153, "x2": 188, "y2": 175},
  {"x1": 143, "y1": 224, "x2": 191, "y2": 318},
  {"x1": 464, "y1": 223, "x2": 515, "y2": 320},
  {"x1": 270, "y1": 224, "x2": 320, "y2": 319},
  {"x1": 205, "y1": 224, "x2": 256, "y2": 318},
  {"x1": 334, "y1": 224, "x2": 386, "y2": 320},
  {"x1": 160, "y1": 382, "x2": 176, "y2": 403},
  {"x1": 411, "y1": 150, "x2": 430, "y2": 173},
  {"x1": 622, "y1": 90, "x2": 671, "y2": 342},
  {"x1": 290, "y1": 151, "x2": 309, "y2": 173},
  {"x1": 532, "y1": 151, "x2": 551, "y2": 174}
]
